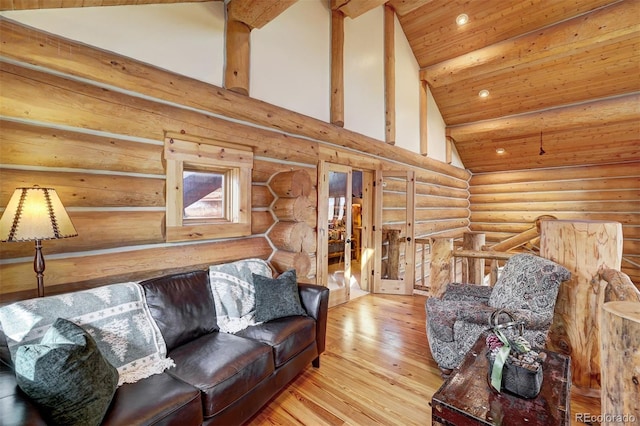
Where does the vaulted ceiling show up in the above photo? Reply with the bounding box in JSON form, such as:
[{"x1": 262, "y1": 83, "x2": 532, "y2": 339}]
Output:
[
  {"x1": 388, "y1": 0, "x2": 639, "y2": 173},
  {"x1": 2, "y1": 0, "x2": 638, "y2": 173}
]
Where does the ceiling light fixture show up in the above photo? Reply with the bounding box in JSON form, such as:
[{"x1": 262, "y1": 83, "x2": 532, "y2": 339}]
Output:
[
  {"x1": 479, "y1": 89, "x2": 490, "y2": 98},
  {"x1": 456, "y1": 14, "x2": 469, "y2": 26},
  {"x1": 496, "y1": 148, "x2": 505, "y2": 154}
]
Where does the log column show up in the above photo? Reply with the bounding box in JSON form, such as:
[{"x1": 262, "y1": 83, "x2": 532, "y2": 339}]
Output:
[
  {"x1": 600, "y1": 301, "x2": 640, "y2": 424},
  {"x1": 267, "y1": 170, "x2": 316, "y2": 279},
  {"x1": 430, "y1": 238, "x2": 453, "y2": 298},
  {"x1": 225, "y1": 19, "x2": 251, "y2": 95},
  {"x1": 462, "y1": 232, "x2": 485, "y2": 285},
  {"x1": 540, "y1": 219, "x2": 623, "y2": 397}
]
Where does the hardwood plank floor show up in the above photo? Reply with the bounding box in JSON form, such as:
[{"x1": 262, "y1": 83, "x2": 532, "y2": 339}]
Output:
[{"x1": 248, "y1": 294, "x2": 600, "y2": 425}]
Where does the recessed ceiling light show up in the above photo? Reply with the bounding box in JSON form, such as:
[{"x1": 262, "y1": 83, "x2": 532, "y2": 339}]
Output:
[
  {"x1": 456, "y1": 14, "x2": 469, "y2": 26},
  {"x1": 496, "y1": 148, "x2": 505, "y2": 154},
  {"x1": 479, "y1": 89, "x2": 490, "y2": 98}
]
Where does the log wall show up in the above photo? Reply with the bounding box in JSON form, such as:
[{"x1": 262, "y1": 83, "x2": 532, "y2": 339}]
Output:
[
  {"x1": 469, "y1": 162, "x2": 640, "y2": 285},
  {"x1": 0, "y1": 18, "x2": 469, "y2": 301}
]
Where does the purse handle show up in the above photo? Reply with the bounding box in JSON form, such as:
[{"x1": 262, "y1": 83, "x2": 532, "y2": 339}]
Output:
[{"x1": 489, "y1": 309, "x2": 525, "y2": 336}]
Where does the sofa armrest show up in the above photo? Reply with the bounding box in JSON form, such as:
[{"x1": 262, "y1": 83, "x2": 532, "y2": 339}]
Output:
[
  {"x1": 458, "y1": 307, "x2": 552, "y2": 331},
  {"x1": 299, "y1": 284, "x2": 330, "y2": 357},
  {"x1": 441, "y1": 283, "x2": 493, "y2": 302}
]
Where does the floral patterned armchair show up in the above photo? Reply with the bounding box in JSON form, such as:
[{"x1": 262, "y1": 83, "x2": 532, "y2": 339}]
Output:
[{"x1": 425, "y1": 253, "x2": 571, "y2": 373}]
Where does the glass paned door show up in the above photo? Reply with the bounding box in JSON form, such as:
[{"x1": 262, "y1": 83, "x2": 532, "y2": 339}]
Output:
[
  {"x1": 373, "y1": 170, "x2": 415, "y2": 295},
  {"x1": 319, "y1": 163, "x2": 353, "y2": 307}
]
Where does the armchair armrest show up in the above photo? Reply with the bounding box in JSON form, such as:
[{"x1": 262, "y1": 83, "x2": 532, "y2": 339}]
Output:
[
  {"x1": 458, "y1": 307, "x2": 552, "y2": 331},
  {"x1": 299, "y1": 284, "x2": 330, "y2": 357},
  {"x1": 442, "y1": 283, "x2": 493, "y2": 302}
]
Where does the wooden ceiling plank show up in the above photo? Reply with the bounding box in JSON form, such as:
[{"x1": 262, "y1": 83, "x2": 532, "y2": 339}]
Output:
[
  {"x1": 227, "y1": 0, "x2": 298, "y2": 30},
  {"x1": 448, "y1": 94, "x2": 640, "y2": 142},
  {"x1": 422, "y1": 1, "x2": 639, "y2": 87},
  {"x1": 387, "y1": 0, "x2": 430, "y2": 17},
  {"x1": 427, "y1": 34, "x2": 639, "y2": 124},
  {"x1": 336, "y1": 0, "x2": 386, "y2": 19},
  {"x1": 398, "y1": 0, "x2": 617, "y2": 68}
]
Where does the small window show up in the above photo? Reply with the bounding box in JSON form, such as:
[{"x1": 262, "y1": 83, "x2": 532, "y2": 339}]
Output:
[
  {"x1": 183, "y1": 170, "x2": 225, "y2": 220},
  {"x1": 164, "y1": 134, "x2": 253, "y2": 242}
]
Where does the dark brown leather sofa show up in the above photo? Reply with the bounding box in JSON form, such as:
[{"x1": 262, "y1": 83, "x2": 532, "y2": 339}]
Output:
[{"x1": 0, "y1": 269, "x2": 329, "y2": 425}]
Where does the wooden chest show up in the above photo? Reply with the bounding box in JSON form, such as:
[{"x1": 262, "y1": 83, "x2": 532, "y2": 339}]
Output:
[{"x1": 431, "y1": 335, "x2": 571, "y2": 425}]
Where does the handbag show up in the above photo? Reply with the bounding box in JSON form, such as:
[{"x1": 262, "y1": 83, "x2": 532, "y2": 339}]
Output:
[{"x1": 486, "y1": 309, "x2": 545, "y2": 398}]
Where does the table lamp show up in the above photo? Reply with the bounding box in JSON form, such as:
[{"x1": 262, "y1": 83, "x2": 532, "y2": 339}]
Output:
[{"x1": 0, "y1": 186, "x2": 78, "y2": 297}]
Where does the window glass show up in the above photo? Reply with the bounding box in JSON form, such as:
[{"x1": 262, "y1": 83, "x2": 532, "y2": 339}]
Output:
[{"x1": 183, "y1": 171, "x2": 225, "y2": 220}]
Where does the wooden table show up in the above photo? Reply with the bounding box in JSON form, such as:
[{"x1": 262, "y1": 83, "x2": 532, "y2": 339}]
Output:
[{"x1": 431, "y1": 335, "x2": 571, "y2": 425}]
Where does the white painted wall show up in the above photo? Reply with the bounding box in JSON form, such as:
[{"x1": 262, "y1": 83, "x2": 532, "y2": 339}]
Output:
[
  {"x1": 1, "y1": 3, "x2": 225, "y2": 86},
  {"x1": 1, "y1": 2, "x2": 464, "y2": 168},
  {"x1": 251, "y1": 0, "x2": 330, "y2": 122},
  {"x1": 394, "y1": 13, "x2": 420, "y2": 154},
  {"x1": 343, "y1": 8, "x2": 385, "y2": 141}
]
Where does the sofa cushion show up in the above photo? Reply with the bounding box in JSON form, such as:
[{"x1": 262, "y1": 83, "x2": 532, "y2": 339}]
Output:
[
  {"x1": 14, "y1": 318, "x2": 118, "y2": 426},
  {"x1": 0, "y1": 282, "x2": 174, "y2": 385},
  {"x1": 140, "y1": 270, "x2": 218, "y2": 352},
  {"x1": 102, "y1": 372, "x2": 203, "y2": 425},
  {"x1": 209, "y1": 258, "x2": 272, "y2": 333},
  {"x1": 167, "y1": 332, "x2": 274, "y2": 418},
  {"x1": 253, "y1": 269, "x2": 307, "y2": 323},
  {"x1": 235, "y1": 316, "x2": 316, "y2": 367}
]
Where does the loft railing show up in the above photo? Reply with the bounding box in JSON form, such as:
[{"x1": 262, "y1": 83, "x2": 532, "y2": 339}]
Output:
[{"x1": 416, "y1": 216, "x2": 554, "y2": 295}]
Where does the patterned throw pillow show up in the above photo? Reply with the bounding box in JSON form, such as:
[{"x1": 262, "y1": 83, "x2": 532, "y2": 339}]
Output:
[
  {"x1": 15, "y1": 318, "x2": 119, "y2": 426},
  {"x1": 252, "y1": 269, "x2": 307, "y2": 323},
  {"x1": 209, "y1": 258, "x2": 272, "y2": 333}
]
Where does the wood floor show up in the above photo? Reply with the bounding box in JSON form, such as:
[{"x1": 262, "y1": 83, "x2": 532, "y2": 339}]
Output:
[{"x1": 248, "y1": 294, "x2": 601, "y2": 425}]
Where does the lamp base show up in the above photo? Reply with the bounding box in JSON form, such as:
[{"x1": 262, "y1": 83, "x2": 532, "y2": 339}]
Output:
[{"x1": 34, "y1": 239, "x2": 45, "y2": 297}]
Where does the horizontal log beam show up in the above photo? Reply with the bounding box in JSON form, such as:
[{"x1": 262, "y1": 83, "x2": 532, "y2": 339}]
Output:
[
  {"x1": 227, "y1": 0, "x2": 298, "y2": 30},
  {"x1": 0, "y1": 236, "x2": 272, "y2": 298},
  {"x1": 453, "y1": 249, "x2": 514, "y2": 261}
]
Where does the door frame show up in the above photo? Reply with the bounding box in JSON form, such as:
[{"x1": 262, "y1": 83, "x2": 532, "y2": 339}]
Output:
[
  {"x1": 317, "y1": 162, "x2": 375, "y2": 307},
  {"x1": 318, "y1": 162, "x2": 352, "y2": 307},
  {"x1": 373, "y1": 169, "x2": 415, "y2": 295}
]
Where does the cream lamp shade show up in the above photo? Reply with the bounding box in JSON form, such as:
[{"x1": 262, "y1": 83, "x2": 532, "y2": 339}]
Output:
[{"x1": 0, "y1": 186, "x2": 77, "y2": 297}]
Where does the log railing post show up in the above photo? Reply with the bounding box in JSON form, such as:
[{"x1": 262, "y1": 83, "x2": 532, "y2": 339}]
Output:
[
  {"x1": 462, "y1": 232, "x2": 485, "y2": 285},
  {"x1": 430, "y1": 238, "x2": 453, "y2": 298}
]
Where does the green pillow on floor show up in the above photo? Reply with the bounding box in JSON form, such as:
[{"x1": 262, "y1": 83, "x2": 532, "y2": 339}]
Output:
[{"x1": 15, "y1": 318, "x2": 119, "y2": 426}]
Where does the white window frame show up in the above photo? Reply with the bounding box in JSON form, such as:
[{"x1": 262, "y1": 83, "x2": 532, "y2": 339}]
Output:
[{"x1": 164, "y1": 133, "x2": 252, "y2": 242}]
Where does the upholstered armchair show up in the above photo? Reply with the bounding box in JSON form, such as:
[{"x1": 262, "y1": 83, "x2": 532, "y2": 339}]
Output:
[{"x1": 425, "y1": 253, "x2": 571, "y2": 373}]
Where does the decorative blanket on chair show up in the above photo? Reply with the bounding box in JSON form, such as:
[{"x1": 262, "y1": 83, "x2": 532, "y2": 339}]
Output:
[{"x1": 0, "y1": 282, "x2": 174, "y2": 386}]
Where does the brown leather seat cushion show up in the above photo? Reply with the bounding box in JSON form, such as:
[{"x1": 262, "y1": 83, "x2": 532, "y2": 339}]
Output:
[
  {"x1": 235, "y1": 317, "x2": 316, "y2": 367},
  {"x1": 0, "y1": 365, "x2": 203, "y2": 426},
  {"x1": 167, "y1": 332, "x2": 274, "y2": 418}
]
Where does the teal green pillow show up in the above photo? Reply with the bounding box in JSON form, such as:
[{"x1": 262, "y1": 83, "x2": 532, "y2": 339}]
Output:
[
  {"x1": 15, "y1": 318, "x2": 119, "y2": 426},
  {"x1": 252, "y1": 269, "x2": 307, "y2": 322}
]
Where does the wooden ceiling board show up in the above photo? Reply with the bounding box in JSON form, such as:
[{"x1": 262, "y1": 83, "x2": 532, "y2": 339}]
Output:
[
  {"x1": 423, "y1": 1, "x2": 640, "y2": 124},
  {"x1": 398, "y1": 0, "x2": 619, "y2": 68},
  {"x1": 448, "y1": 94, "x2": 639, "y2": 141},
  {"x1": 450, "y1": 95, "x2": 640, "y2": 173},
  {"x1": 387, "y1": 0, "x2": 428, "y2": 17},
  {"x1": 401, "y1": 0, "x2": 638, "y2": 173}
]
